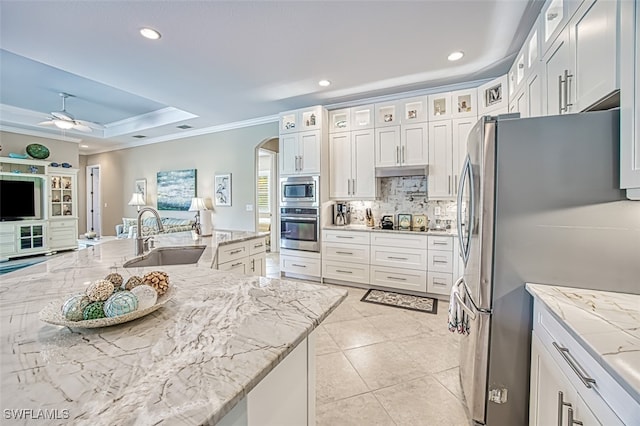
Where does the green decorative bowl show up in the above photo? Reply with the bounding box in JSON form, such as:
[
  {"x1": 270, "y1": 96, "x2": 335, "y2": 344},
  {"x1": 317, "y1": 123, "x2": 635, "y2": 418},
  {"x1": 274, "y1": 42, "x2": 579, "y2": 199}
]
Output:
[{"x1": 26, "y1": 143, "x2": 50, "y2": 160}]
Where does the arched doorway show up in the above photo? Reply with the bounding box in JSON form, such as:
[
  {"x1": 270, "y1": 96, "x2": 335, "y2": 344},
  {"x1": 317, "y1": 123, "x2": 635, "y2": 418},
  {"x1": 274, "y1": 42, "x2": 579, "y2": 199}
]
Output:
[{"x1": 254, "y1": 137, "x2": 279, "y2": 252}]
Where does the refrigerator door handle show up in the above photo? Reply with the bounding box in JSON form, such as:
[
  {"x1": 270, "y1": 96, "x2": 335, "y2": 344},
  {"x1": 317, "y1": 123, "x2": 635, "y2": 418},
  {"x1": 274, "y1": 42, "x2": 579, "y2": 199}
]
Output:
[
  {"x1": 457, "y1": 155, "x2": 474, "y2": 265},
  {"x1": 461, "y1": 277, "x2": 492, "y2": 315}
]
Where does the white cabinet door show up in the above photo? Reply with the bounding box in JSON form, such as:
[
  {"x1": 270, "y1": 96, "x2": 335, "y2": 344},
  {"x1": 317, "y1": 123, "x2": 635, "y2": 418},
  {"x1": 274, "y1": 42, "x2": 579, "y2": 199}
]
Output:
[
  {"x1": 351, "y1": 104, "x2": 375, "y2": 130},
  {"x1": 401, "y1": 123, "x2": 428, "y2": 166},
  {"x1": 515, "y1": 89, "x2": 529, "y2": 118},
  {"x1": 280, "y1": 133, "x2": 299, "y2": 175},
  {"x1": 451, "y1": 89, "x2": 478, "y2": 119},
  {"x1": 375, "y1": 102, "x2": 400, "y2": 127},
  {"x1": 543, "y1": 27, "x2": 572, "y2": 116},
  {"x1": 428, "y1": 120, "x2": 454, "y2": 198},
  {"x1": 375, "y1": 126, "x2": 400, "y2": 167},
  {"x1": 399, "y1": 96, "x2": 428, "y2": 123},
  {"x1": 299, "y1": 130, "x2": 321, "y2": 174},
  {"x1": 530, "y1": 333, "x2": 577, "y2": 426},
  {"x1": 249, "y1": 254, "x2": 265, "y2": 277},
  {"x1": 527, "y1": 69, "x2": 543, "y2": 118},
  {"x1": 329, "y1": 108, "x2": 351, "y2": 133},
  {"x1": 329, "y1": 132, "x2": 352, "y2": 199},
  {"x1": 571, "y1": 0, "x2": 617, "y2": 111},
  {"x1": 452, "y1": 118, "x2": 475, "y2": 196},
  {"x1": 352, "y1": 129, "x2": 376, "y2": 198}
]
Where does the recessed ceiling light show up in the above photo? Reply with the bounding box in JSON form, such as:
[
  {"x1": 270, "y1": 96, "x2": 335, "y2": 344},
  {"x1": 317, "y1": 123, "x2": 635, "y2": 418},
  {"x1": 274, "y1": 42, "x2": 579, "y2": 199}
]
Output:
[
  {"x1": 140, "y1": 27, "x2": 161, "y2": 40},
  {"x1": 448, "y1": 51, "x2": 464, "y2": 61},
  {"x1": 80, "y1": 144, "x2": 89, "y2": 148},
  {"x1": 318, "y1": 80, "x2": 331, "y2": 87}
]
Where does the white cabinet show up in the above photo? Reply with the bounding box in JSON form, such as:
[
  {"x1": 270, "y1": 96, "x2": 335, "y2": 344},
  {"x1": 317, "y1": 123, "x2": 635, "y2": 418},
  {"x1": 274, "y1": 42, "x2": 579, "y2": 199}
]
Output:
[
  {"x1": 280, "y1": 249, "x2": 321, "y2": 279},
  {"x1": 329, "y1": 108, "x2": 351, "y2": 133},
  {"x1": 215, "y1": 237, "x2": 266, "y2": 276},
  {"x1": 279, "y1": 107, "x2": 325, "y2": 176},
  {"x1": 374, "y1": 126, "x2": 401, "y2": 167},
  {"x1": 0, "y1": 224, "x2": 16, "y2": 258},
  {"x1": 529, "y1": 300, "x2": 635, "y2": 426},
  {"x1": 374, "y1": 101, "x2": 401, "y2": 127},
  {"x1": 48, "y1": 219, "x2": 77, "y2": 251},
  {"x1": 452, "y1": 118, "x2": 475, "y2": 195},
  {"x1": 369, "y1": 233, "x2": 428, "y2": 293},
  {"x1": 329, "y1": 129, "x2": 375, "y2": 199},
  {"x1": 426, "y1": 235, "x2": 455, "y2": 295},
  {"x1": 351, "y1": 104, "x2": 375, "y2": 130},
  {"x1": 620, "y1": 0, "x2": 640, "y2": 198},
  {"x1": 400, "y1": 96, "x2": 429, "y2": 123},
  {"x1": 428, "y1": 92, "x2": 453, "y2": 120},
  {"x1": 322, "y1": 230, "x2": 370, "y2": 284},
  {"x1": 478, "y1": 75, "x2": 509, "y2": 115},
  {"x1": 542, "y1": 0, "x2": 618, "y2": 116},
  {"x1": 374, "y1": 121, "x2": 428, "y2": 169},
  {"x1": 428, "y1": 120, "x2": 454, "y2": 198},
  {"x1": 451, "y1": 89, "x2": 478, "y2": 119}
]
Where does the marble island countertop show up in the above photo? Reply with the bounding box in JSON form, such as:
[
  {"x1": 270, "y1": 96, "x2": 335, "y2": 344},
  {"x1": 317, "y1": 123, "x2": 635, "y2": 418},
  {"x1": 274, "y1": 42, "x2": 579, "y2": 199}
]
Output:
[
  {"x1": 525, "y1": 283, "x2": 640, "y2": 403},
  {"x1": 323, "y1": 223, "x2": 457, "y2": 236},
  {"x1": 0, "y1": 231, "x2": 347, "y2": 425}
]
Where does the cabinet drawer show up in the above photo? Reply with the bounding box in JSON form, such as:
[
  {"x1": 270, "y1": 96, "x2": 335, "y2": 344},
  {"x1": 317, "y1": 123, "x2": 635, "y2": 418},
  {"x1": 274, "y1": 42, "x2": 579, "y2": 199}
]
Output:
[
  {"x1": 218, "y1": 258, "x2": 248, "y2": 274},
  {"x1": 249, "y1": 238, "x2": 267, "y2": 255},
  {"x1": 427, "y1": 235, "x2": 453, "y2": 251},
  {"x1": 370, "y1": 265, "x2": 427, "y2": 292},
  {"x1": 533, "y1": 302, "x2": 639, "y2": 425},
  {"x1": 427, "y1": 272, "x2": 453, "y2": 296},
  {"x1": 370, "y1": 233, "x2": 427, "y2": 249},
  {"x1": 371, "y1": 246, "x2": 427, "y2": 270},
  {"x1": 281, "y1": 255, "x2": 321, "y2": 277},
  {"x1": 218, "y1": 241, "x2": 248, "y2": 264},
  {"x1": 49, "y1": 219, "x2": 76, "y2": 229},
  {"x1": 427, "y1": 251, "x2": 453, "y2": 273},
  {"x1": 323, "y1": 242, "x2": 370, "y2": 264},
  {"x1": 323, "y1": 261, "x2": 369, "y2": 285},
  {"x1": 323, "y1": 230, "x2": 370, "y2": 245}
]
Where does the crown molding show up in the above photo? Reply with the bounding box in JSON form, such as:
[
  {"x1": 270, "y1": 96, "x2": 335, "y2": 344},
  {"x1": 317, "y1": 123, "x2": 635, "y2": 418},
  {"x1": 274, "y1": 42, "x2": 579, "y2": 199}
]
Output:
[{"x1": 0, "y1": 125, "x2": 82, "y2": 143}]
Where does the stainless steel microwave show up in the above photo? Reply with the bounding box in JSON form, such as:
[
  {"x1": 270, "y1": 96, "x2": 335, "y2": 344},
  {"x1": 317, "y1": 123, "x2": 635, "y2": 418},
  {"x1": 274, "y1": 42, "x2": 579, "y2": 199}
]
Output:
[{"x1": 280, "y1": 176, "x2": 318, "y2": 206}]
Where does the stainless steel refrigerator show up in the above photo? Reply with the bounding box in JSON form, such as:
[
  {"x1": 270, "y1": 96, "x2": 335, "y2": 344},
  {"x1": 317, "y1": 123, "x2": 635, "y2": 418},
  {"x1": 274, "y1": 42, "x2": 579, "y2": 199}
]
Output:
[{"x1": 454, "y1": 110, "x2": 640, "y2": 425}]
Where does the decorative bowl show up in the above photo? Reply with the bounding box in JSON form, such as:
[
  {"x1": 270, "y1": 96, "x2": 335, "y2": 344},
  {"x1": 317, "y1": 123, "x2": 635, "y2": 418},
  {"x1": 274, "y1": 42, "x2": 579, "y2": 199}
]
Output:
[
  {"x1": 26, "y1": 143, "x2": 50, "y2": 160},
  {"x1": 39, "y1": 287, "x2": 174, "y2": 328}
]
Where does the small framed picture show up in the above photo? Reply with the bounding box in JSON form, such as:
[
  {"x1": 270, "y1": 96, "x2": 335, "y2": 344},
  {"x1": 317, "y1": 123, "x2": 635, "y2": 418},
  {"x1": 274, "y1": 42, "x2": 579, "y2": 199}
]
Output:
[
  {"x1": 486, "y1": 83, "x2": 503, "y2": 106},
  {"x1": 397, "y1": 214, "x2": 412, "y2": 230},
  {"x1": 135, "y1": 178, "x2": 147, "y2": 204},
  {"x1": 412, "y1": 214, "x2": 427, "y2": 231},
  {"x1": 215, "y1": 173, "x2": 232, "y2": 207}
]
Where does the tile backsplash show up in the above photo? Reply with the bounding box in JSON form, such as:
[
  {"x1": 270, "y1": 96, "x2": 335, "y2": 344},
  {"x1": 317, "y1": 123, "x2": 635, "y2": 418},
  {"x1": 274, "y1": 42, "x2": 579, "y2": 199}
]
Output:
[{"x1": 343, "y1": 176, "x2": 457, "y2": 228}]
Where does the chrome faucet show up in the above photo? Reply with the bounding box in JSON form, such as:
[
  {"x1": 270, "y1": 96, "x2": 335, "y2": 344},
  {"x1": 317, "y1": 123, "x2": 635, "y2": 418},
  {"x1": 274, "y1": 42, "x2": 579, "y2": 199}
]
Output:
[{"x1": 135, "y1": 207, "x2": 164, "y2": 256}]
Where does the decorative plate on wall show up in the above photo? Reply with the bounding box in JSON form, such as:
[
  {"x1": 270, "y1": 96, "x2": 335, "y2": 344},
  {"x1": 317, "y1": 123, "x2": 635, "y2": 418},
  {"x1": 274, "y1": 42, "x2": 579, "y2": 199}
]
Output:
[{"x1": 26, "y1": 143, "x2": 50, "y2": 160}]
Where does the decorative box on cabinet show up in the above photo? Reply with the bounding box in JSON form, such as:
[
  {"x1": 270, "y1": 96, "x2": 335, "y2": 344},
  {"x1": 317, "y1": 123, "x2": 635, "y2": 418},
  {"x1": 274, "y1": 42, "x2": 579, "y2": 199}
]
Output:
[
  {"x1": 620, "y1": 0, "x2": 640, "y2": 198},
  {"x1": 329, "y1": 129, "x2": 375, "y2": 199}
]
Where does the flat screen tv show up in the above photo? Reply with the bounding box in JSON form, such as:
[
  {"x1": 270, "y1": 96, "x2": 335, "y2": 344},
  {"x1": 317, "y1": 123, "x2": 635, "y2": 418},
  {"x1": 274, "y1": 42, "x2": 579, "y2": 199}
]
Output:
[{"x1": 0, "y1": 180, "x2": 36, "y2": 220}]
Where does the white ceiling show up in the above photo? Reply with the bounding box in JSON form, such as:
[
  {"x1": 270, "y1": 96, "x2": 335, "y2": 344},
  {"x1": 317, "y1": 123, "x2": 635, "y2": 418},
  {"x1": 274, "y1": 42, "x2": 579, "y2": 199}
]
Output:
[{"x1": 0, "y1": 0, "x2": 543, "y2": 155}]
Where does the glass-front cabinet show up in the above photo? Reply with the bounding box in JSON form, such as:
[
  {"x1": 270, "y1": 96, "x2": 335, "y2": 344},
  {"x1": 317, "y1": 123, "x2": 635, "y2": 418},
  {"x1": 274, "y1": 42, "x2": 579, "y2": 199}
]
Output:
[
  {"x1": 18, "y1": 223, "x2": 46, "y2": 252},
  {"x1": 50, "y1": 171, "x2": 77, "y2": 218}
]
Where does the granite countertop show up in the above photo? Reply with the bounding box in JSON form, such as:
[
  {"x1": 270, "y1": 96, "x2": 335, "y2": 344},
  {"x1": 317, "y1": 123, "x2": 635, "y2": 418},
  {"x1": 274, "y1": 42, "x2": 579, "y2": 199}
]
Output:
[
  {"x1": 0, "y1": 231, "x2": 347, "y2": 425},
  {"x1": 525, "y1": 283, "x2": 640, "y2": 403},
  {"x1": 323, "y1": 224, "x2": 457, "y2": 236}
]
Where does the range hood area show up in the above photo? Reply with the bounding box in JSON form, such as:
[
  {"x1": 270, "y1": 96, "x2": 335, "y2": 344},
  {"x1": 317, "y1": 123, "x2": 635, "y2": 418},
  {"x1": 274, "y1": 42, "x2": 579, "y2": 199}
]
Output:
[{"x1": 375, "y1": 165, "x2": 429, "y2": 178}]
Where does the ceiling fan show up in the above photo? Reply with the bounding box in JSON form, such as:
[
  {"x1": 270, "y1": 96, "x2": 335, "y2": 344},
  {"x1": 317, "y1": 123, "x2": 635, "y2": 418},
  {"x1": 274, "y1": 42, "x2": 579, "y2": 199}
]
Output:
[{"x1": 38, "y1": 93, "x2": 101, "y2": 133}]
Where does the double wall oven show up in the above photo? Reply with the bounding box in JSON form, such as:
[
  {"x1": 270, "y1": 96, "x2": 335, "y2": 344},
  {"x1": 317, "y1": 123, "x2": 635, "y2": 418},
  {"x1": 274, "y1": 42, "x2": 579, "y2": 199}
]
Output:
[{"x1": 280, "y1": 176, "x2": 320, "y2": 252}]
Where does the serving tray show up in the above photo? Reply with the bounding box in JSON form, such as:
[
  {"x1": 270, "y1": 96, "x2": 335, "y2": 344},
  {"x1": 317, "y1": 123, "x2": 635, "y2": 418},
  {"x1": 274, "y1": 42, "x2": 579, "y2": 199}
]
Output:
[{"x1": 39, "y1": 287, "x2": 174, "y2": 328}]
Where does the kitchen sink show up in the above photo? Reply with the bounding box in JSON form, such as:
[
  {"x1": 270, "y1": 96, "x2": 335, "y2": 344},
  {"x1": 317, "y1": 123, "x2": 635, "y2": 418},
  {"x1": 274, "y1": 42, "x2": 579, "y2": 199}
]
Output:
[{"x1": 123, "y1": 246, "x2": 206, "y2": 268}]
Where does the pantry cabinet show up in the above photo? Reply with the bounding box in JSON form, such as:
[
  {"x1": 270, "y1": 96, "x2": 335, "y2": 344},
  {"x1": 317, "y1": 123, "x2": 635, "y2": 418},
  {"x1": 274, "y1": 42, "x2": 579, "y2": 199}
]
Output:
[
  {"x1": 279, "y1": 130, "x2": 322, "y2": 176},
  {"x1": 428, "y1": 120, "x2": 454, "y2": 198},
  {"x1": 451, "y1": 118, "x2": 475, "y2": 195},
  {"x1": 329, "y1": 129, "x2": 375, "y2": 199},
  {"x1": 620, "y1": 0, "x2": 640, "y2": 198}
]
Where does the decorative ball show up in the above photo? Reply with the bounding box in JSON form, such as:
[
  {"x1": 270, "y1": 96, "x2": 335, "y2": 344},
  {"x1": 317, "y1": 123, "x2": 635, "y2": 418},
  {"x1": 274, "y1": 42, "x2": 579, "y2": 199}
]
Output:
[
  {"x1": 104, "y1": 291, "x2": 138, "y2": 317},
  {"x1": 83, "y1": 302, "x2": 106, "y2": 320},
  {"x1": 143, "y1": 271, "x2": 170, "y2": 296},
  {"x1": 124, "y1": 276, "x2": 144, "y2": 290},
  {"x1": 86, "y1": 279, "x2": 115, "y2": 302},
  {"x1": 62, "y1": 294, "x2": 91, "y2": 321},
  {"x1": 130, "y1": 285, "x2": 158, "y2": 310},
  {"x1": 105, "y1": 273, "x2": 123, "y2": 288}
]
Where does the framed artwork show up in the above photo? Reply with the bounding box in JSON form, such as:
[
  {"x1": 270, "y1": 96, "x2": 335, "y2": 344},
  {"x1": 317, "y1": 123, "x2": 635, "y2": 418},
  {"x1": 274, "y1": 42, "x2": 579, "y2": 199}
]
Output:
[
  {"x1": 135, "y1": 179, "x2": 147, "y2": 203},
  {"x1": 215, "y1": 173, "x2": 232, "y2": 207},
  {"x1": 413, "y1": 214, "x2": 427, "y2": 231},
  {"x1": 156, "y1": 169, "x2": 197, "y2": 211},
  {"x1": 397, "y1": 214, "x2": 412, "y2": 230},
  {"x1": 486, "y1": 83, "x2": 503, "y2": 106}
]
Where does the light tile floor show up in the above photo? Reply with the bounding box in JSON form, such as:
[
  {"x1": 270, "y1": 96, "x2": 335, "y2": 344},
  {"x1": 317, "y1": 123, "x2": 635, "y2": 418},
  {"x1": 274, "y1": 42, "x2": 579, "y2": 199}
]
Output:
[{"x1": 265, "y1": 252, "x2": 471, "y2": 426}]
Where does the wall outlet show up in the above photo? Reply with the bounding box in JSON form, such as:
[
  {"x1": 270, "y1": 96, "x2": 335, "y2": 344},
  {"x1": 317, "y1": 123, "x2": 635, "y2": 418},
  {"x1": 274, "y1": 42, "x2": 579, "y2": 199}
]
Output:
[
  {"x1": 434, "y1": 206, "x2": 441, "y2": 216},
  {"x1": 246, "y1": 204, "x2": 253, "y2": 211}
]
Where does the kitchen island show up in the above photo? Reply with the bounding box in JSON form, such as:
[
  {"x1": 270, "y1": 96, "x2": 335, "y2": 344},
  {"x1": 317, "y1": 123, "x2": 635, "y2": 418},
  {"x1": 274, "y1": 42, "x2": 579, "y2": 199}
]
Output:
[{"x1": 0, "y1": 231, "x2": 347, "y2": 425}]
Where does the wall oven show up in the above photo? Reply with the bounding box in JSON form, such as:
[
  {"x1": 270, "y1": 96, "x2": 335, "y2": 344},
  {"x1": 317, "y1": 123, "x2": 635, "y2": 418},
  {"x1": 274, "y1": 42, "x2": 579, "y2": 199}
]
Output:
[
  {"x1": 280, "y1": 207, "x2": 320, "y2": 252},
  {"x1": 280, "y1": 176, "x2": 318, "y2": 207}
]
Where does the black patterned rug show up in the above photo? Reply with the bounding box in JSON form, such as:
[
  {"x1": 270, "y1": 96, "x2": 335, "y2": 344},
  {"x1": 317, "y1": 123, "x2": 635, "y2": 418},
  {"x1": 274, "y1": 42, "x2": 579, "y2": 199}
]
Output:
[{"x1": 361, "y1": 289, "x2": 438, "y2": 314}]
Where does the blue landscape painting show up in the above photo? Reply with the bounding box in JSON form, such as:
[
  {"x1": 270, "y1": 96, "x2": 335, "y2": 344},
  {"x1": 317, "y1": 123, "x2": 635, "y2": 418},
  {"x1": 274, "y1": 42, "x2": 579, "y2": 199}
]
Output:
[{"x1": 157, "y1": 169, "x2": 196, "y2": 211}]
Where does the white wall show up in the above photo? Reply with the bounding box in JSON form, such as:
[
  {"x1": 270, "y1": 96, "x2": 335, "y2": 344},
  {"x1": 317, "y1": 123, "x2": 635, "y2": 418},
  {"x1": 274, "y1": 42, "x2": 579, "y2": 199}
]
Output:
[{"x1": 84, "y1": 122, "x2": 278, "y2": 235}]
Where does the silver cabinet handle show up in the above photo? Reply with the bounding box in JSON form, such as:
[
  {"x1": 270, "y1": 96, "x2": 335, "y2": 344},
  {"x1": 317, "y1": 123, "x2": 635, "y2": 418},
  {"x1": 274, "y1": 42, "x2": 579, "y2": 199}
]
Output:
[
  {"x1": 433, "y1": 241, "x2": 448, "y2": 245},
  {"x1": 564, "y1": 69, "x2": 574, "y2": 110},
  {"x1": 336, "y1": 251, "x2": 353, "y2": 255},
  {"x1": 433, "y1": 260, "x2": 449, "y2": 264},
  {"x1": 294, "y1": 156, "x2": 299, "y2": 171},
  {"x1": 231, "y1": 262, "x2": 243, "y2": 267},
  {"x1": 336, "y1": 270, "x2": 353, "y2": 274},
  {"x1": 335, "y1": 235, "x2": 353, "y2": 239},
  {"x1": 567, "y1": 408, "x2": 583, "y2": 426},
  {"x1": 454, "y1": 175, "x2": 458, "y2": 194},
  {"x1": 388, "y1": 256, "x2": 408, "y2": 260},
  {"x1": 433, "y1": 279, "x2": 447, "y2": 286},
  {"x1": 229, "y1": 249, "x2": 243, "y2": 255},
  {"x1": 448, "y1": 175, "x2": 452, "y2": 193},
  {"x1": 396, "y1": 146, "x2": 400, "y2": 164},
  {"x1": 552, "y1": 342, "x2": 596, "y2": 388},
  {"x1": 352, "y1": 179, "x2": 356, "y2": 195},
  {"x1": 299, "y1": 155, "x2": 303, "y2": 171},
  {"x1": 387, "y1": 276, "x2": 407, "y2": 281},
  {"x1": 402, "y1": 145, "x2": 405, "y2": 163},
  {"x1": 557, "y1": 391, "x2": 572, "y2": 426},
  {"x1": 251, "y1": 259, "x2": 255, "y2": 270},
  {"x1": 559, "y1": 75, "x2": 565, "y2": 113},
  {"x1": 292, "y1": 263, "x2": 307, "y2": 268},
  {"x1": 254, "y1": 243, "x2": 263, "y2": 248},
  {"x1": 347, "y1": 178, "x2": 351, "y2": 195}
]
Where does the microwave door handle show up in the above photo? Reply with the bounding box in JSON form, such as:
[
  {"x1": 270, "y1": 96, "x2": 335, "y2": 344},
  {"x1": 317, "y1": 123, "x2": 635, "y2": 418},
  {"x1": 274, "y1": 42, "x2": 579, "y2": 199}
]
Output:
[{"x1": 281, "y1": 216, "x2": 317, "y2": 221}]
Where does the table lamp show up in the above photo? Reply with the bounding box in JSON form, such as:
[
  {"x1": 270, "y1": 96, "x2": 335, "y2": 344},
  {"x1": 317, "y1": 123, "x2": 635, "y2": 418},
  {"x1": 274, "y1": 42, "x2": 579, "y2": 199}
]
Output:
[
  {"x1": 188, "y1": 197, "x2": 207, "y2": 235},
  {"x1": 128, "y1": 192, "x2": 145, "y2": 212}
]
